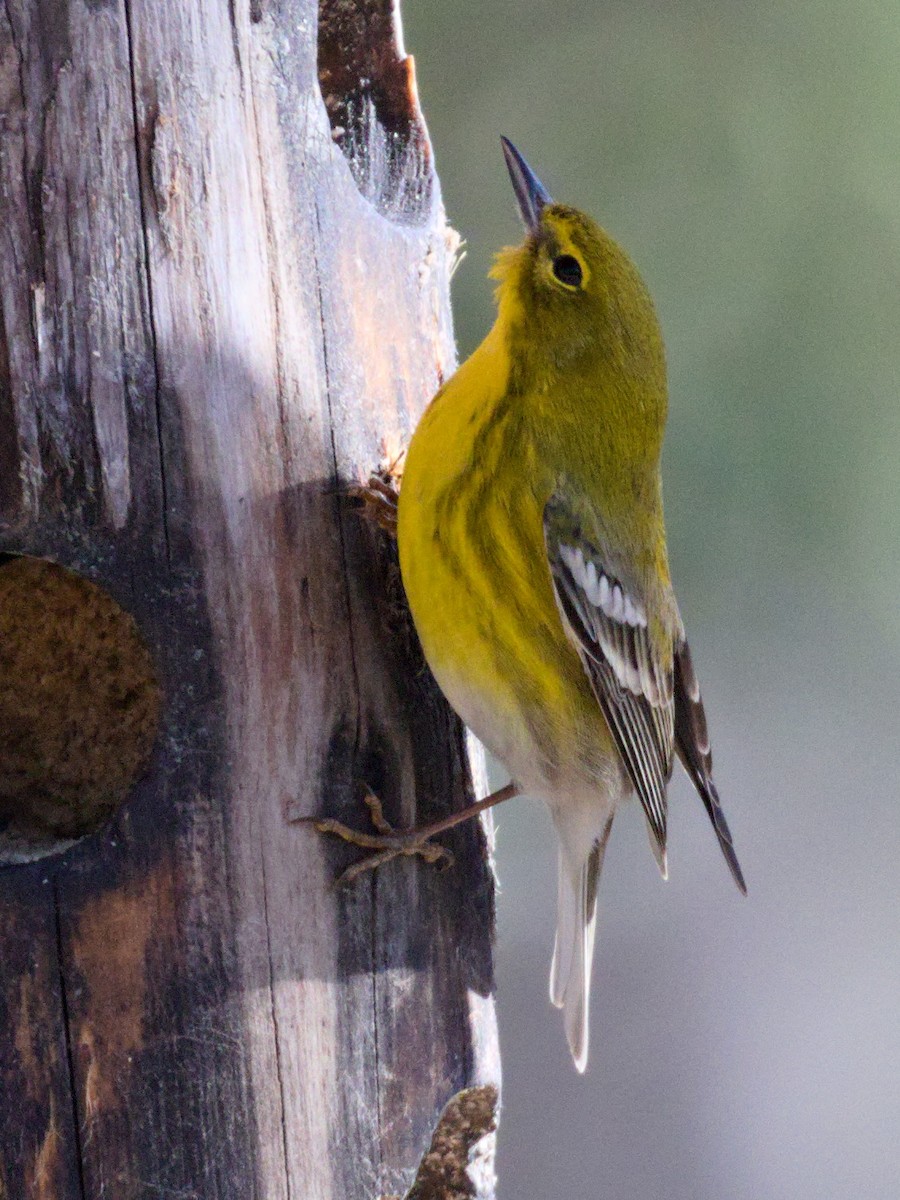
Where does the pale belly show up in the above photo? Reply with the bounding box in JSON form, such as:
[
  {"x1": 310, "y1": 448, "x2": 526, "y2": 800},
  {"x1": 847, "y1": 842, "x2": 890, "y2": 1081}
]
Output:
[{"x1": 434, "y1": 651, "x2": 624, "y2": 806}]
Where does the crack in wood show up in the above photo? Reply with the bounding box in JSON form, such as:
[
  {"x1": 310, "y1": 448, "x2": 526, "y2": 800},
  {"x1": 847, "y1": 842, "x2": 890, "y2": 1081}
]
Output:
[
  {"x1": 0, "y1": 277, "x2": 20, "y2": 516},
  {"x1": 260, "y1": 836, "x2": 294, "y2": 1200},
  {"x1": 122, "y1": 0, "x2": 171, "y2": 563},
  {"x1": 311, "y1": 194, "x2": 365, "y2": 769},
  {"x1": 52, "y1": 884, "x2": 87, "y2": 1200}
]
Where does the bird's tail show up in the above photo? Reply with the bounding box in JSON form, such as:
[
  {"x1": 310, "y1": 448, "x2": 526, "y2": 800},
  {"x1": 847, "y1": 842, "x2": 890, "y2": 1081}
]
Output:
[{"x1": 550, "y1": 814, "x2": 614, "y2": 1073}]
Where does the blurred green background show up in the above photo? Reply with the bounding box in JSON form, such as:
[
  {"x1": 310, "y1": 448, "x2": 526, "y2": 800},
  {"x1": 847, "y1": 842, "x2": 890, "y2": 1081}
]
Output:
[{"x1": 402, "y1": 0, "x2": 900, "y2": 1197}]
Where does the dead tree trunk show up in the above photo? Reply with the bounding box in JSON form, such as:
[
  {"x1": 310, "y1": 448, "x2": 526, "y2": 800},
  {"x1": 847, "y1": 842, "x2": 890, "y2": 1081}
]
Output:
[{"x1": 0, "y1": 2, "x2": 500, "y2": 1198}]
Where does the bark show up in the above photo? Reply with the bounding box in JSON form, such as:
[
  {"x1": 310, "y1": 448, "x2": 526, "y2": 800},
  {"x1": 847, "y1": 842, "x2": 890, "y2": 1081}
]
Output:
[{"x1": 0, "y1": 1, "x2": 499, "y2": 1197}]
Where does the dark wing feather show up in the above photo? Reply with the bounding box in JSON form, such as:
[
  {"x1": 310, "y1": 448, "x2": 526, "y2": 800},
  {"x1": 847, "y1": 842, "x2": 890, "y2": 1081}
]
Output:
[
  {"x1": 673, "y1": 641, "x2": 747, "y2": 894},
  {"x1": 545, "y1": 511, "x2": 674, "y2": 868}
]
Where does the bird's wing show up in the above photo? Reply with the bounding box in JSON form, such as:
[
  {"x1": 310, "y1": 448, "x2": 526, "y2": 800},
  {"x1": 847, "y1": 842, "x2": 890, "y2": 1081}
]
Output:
[
  {"x1": 544, "y1": 497, "x2": 674, "y2": 870},
  {"x1": 673, "y1": 640, "x2": 747, "y2": 894}
]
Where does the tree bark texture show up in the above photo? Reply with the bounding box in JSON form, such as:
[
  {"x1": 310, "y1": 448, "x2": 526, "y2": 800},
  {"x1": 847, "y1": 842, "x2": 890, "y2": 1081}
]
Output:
[{"x1": 0, "y1": 1, "x2": 500, "y2": 1197}]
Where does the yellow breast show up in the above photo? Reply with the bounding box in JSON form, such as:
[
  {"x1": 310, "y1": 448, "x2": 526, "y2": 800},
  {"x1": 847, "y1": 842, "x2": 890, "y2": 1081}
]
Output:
[{"x1": 397, "y1": 327, "x2": 611, "y2": 782}]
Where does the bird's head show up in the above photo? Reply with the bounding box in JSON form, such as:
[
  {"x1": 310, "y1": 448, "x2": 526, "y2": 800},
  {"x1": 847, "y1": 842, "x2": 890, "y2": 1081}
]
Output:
[{"x1": 492, "y1": 138, "x2": 666, "y2": 396}]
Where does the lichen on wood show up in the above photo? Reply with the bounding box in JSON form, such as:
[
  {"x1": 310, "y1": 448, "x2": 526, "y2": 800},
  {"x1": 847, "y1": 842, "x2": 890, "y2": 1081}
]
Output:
[
  {"x1": 0, "y1": 557, "x2": 160, "y2": 863},
  {"x1": 383, "y1": 1085, "x2": 500, "y2": 1200}
]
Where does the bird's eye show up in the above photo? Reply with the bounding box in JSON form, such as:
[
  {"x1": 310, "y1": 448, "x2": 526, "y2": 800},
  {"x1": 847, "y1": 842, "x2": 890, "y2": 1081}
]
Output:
[{"x1": 552, "y1": 254, "x2": 583, "y2": 289}]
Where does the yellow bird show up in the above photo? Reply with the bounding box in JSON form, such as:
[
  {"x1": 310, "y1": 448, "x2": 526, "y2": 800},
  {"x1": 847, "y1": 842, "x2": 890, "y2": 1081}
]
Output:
[{"x1": 320, "y1": 138, "x2": 745, "y2": 1072}]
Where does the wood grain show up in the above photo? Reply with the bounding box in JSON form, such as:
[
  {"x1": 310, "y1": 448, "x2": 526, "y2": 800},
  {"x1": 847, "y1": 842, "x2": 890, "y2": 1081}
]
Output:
[{"x1": 0, "y1": 1, "x2": 499, "y2": 1196}]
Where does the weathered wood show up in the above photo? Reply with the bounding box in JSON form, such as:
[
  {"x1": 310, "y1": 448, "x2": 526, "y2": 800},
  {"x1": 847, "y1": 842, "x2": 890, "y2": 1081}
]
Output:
[{"x1": 0, "y1": 1, "x2": 499, "y2": 1197}]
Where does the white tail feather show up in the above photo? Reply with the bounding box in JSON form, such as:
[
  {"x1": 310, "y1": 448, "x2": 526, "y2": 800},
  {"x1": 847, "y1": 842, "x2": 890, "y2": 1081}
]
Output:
[
  {"x1": 549, "y1": 817, "x2": 613, "y2": 1073},
  {"x1": 550, "y1": 847, "x2": 575, "y2": 1010}
]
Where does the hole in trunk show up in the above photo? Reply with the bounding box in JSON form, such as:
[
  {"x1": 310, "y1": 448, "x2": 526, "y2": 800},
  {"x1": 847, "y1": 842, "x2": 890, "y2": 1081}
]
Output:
[
  {"x1": 0, "y1": 556, "x2": 161, "y2": 865},
  {"x1": 318, "y1": 0, "x2": 434, "y2": 224}
]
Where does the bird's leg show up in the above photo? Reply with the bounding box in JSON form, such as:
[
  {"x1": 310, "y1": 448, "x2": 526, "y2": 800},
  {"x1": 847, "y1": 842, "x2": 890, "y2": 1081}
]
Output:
[
  {"x1": 304, "y1": 782, "x2": 519, "y2": 886},
  {"x1": 348, "y1": 452, "x2": 405, "y2": 538}
]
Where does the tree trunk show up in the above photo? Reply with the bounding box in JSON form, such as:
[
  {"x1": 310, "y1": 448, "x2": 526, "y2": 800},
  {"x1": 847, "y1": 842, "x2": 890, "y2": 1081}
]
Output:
[{"x1": 0, "y1": 1, "x2": 500, "y2": 1197}]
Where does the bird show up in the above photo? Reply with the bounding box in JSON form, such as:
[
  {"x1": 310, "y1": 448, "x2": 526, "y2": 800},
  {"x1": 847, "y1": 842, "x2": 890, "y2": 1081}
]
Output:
[{"x1": 315, "y1": 137, "x2": 746, "y2": 1072}]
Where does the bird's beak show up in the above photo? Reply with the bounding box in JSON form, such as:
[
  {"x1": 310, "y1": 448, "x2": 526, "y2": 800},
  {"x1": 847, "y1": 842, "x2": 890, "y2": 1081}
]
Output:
[{"x1": 501, "y1": 136, "x2": 552, "y2": 233}]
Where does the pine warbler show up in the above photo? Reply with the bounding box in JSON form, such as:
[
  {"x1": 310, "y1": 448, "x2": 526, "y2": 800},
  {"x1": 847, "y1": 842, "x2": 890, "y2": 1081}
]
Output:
[{"x1": 322, "y1": 138, "x2": 745, "y2": 1072}]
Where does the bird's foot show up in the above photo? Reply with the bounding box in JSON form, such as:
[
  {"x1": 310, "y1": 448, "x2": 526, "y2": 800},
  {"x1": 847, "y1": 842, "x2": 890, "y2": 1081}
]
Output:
[
  {"x1": 348, "y1": 454, "x2": 404, "y2": 538},
  {"x1": 307, "y1": 791, "x2": 454, "y2": 886}
]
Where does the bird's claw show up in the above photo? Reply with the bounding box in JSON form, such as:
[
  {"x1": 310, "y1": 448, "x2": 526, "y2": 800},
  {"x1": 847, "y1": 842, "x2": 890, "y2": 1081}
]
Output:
[
  {"x1": 348, "y1": 459, "x2": 403, "y2": 537},
  {"x1": 308, "y1": 791, "x2": 455, "y2": 886}
]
